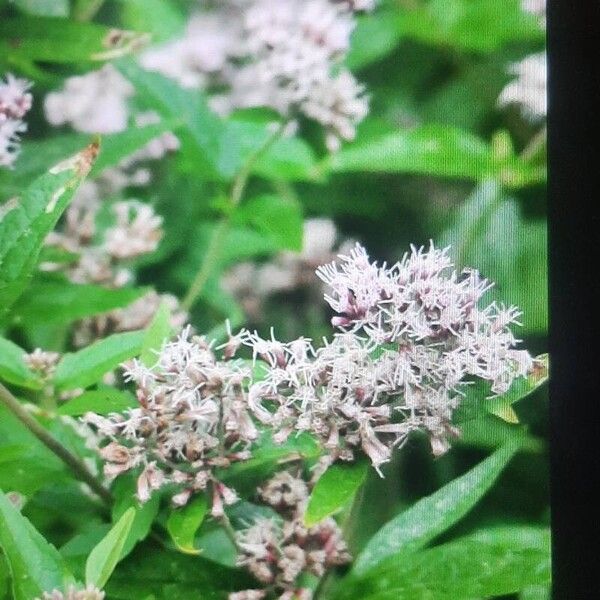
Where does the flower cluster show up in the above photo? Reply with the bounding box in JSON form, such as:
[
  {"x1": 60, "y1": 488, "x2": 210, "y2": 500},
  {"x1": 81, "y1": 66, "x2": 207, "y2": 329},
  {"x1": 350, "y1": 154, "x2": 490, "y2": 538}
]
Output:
[
  {"x1": 232, "y1": 471, "x2": 351, "y2": 600},
  {"x1": 0, "y1": 73, "x2": 32, "y2": 168},
  {"x1": 243, "y1": 243, "x2": 533, "y2": 471},
  {"x1": 84, "y1": 327, "x2": 257, "y2": 507},
  {"x1": 141, "y1": 0, "x2": 373, "y2": 151},
  {"x1": 36, "y1": 586, "x2": 104, "y2": 600}
]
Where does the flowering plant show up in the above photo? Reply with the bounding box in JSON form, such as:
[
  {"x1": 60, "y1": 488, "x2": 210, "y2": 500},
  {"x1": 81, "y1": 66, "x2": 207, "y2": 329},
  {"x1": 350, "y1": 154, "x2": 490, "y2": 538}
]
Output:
[{"x1": 1, "y1": 1, "x2": 547, "y2": 599}]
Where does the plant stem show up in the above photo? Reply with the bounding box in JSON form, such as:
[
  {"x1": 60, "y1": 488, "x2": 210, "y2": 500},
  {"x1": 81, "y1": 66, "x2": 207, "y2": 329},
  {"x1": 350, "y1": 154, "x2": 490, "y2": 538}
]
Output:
[
  {"x1": 520, "y1": 125, "x2": 547, "y2": 162},
  {"x1": 181, "y1": 121, "x2": 288, "y2": 311},
  {"x1": 0, "y1": 382, "x2": 112, "y2": 505}
]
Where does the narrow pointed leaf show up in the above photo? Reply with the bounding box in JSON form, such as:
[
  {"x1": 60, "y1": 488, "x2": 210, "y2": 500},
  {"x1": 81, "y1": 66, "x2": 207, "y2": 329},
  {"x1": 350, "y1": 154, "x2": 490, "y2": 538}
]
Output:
[
  {"x1": 0, "y1": 336, "x2": 42, "y2": 390},
  {"x1": 140, "y1": 301, "x2": 172, "y2": 367},
  {"x1": 353, "y1": 444, "x2": 519, "y2": 574},
  {"x1": 85, "y1": 507, "x2": 135, "y2": 589},
  {"x1": 167, "y1": 495, "x2": 209, "y2": 555}
]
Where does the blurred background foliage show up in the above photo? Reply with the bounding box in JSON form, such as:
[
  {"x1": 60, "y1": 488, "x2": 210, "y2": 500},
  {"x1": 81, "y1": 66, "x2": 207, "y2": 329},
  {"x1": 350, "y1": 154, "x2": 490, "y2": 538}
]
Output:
[{"x1": 0, "y1": 0, "x2": 548, "y2": 598}]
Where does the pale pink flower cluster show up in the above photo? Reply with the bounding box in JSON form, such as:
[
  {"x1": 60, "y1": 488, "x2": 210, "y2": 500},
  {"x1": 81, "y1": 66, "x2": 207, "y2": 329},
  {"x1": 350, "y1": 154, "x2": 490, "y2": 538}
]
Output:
[
  {"x1": 141, "y1": 0, "x2": 373, "y2": 151},
  {"x1": 0, "y1": 73, "x2": 32, "y2": 168},
  {"x1": 232, "y1": 471, "x2": 351, "y2": 600},
  {"x1": 84, "y1": 327, "x2": 257, "y2": 507},
  {"x1": 242, "y1": 243, "x2": 533, "y2": 471},
  {"x1": 498, "y1": 53, "x2": 546, "y2": 121}
]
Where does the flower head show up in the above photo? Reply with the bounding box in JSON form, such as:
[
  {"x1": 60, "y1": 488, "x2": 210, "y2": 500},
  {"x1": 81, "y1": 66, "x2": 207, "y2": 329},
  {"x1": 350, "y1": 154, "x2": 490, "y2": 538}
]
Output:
[{"x1": 0, "y1": 73, "x2": 33, "y2": 168}]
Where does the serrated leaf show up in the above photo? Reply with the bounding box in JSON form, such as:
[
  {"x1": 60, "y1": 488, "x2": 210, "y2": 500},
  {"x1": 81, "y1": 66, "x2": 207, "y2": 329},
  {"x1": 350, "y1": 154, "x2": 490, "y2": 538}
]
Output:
[
  {"x1": 305, "y1": 460, "x2": 368, "y2": 527},
  {"x1": 336, "y1": 526, "x2": 551, "y2": 600},
  {"x1": 140, "y1": 301, "x2": 172, "y2": 367},
  {"x1": 86, "y1": 507, "x2": 135, "y2": 589},
  {"x1": 0, "y1": 336, "x2": 42, "y2": 390},
  {"x1": 15, "y1": 280, "x2": 147, "y2": 327},
  {"x1": 0, "y1": 490, "x2": 74, "y2": 600},
  {"x1": 54, "y1": 330, "x2": 144, "y2": 391},
  {"x1": 167, "y1": 495, "x2": 209, "y2": 555},
  {"x1": 57, "y1": 389, "x2": 137, "y2": 417},
  {"x1": 0, "y1": 143, "x2": 98, "y2": 317},
  {"x1": 353, "y1": 444, "x2": 519, "y2": 575}
]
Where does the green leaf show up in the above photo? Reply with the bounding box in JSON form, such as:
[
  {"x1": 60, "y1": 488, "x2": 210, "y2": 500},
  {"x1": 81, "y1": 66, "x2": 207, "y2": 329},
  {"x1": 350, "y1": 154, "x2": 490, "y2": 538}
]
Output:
[
  {"x1": 0, "y1": 490, "x2": 74, "y2": 600},
  {"x1": 112, "y1": 476, "x2": 160, "y2": 559},
  {"x1": 335, "y1": 526, "x2": 551, "y2": 600},
  {"x1": 0, "y1": 143, "x2": 98, "y2": 317},
  {"x1": 85, "y1": 507, "x2": 135, "y2": 589},
  {"x1": 326, "y1": 125, "x2": 538, "y2": 183},
  {"x1": 305, "y1": 461, "x2": 368, "y2": 527},
  {"x1": 57, "y1": 389, "x2": 137, "y2": 417},
  {"x1": 0, "y1": 336, "x2": 42, "y2": 390},
  {"x1": 353, "y1": 444, "x2": 519, "y2": 575},
  {"x1": 14, "y1": 280, "x2": 147, "y2": 327},
  {"x1": 116, "y1": 59, "x2": 224, "y2": 178},
  {"x1": 166, "y1": 495, "x2": 209, "y2": 555},
  {"x1": 0, "y1": 18, "x2": 146, "y2": 64},
  {"x1": 140, "y1": 301, "x2": 172, "y2": 367},
  {"x1": 441, "y1": 181, "x2": 548, "y2": 334},
  {"x1": 116, "y1": 0, "x2": 186, "y2": 43},
  {"x1": 13, "y1": 0, "x2": 69, "y2": 17},
  {"x1": 235, "y1": 194, "x2": 303, "y2": 251},
  {"x1": 54, "y1": 330, "x2": 144, "y2": 391}
]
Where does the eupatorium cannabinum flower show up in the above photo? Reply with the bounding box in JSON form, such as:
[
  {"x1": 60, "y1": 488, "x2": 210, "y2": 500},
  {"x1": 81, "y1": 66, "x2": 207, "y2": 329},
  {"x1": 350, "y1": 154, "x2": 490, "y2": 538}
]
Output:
[{"x1": 84, "y1": 327, "x2": 256, "y2": 508}]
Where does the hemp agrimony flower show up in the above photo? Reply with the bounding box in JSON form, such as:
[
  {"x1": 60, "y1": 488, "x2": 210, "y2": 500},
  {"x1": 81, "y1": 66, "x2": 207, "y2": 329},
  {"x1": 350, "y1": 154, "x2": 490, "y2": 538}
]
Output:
[
  {"x1": 36, "y1": 586, "x2": 104, "y2": 600},
  {"x1": 84, "y1": 327, "x2": 256, "y2": 508},
  {"x1": 244, "y1": 243, "x2": 533, "y2": 472},
  {"x1": 0, "y1": 73, "x2": 32, "y2": 168}
]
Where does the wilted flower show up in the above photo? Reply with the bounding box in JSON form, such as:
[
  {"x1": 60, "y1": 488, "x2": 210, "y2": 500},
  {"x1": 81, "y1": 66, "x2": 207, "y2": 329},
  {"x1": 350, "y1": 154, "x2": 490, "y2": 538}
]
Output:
[
  {"x1": 0, "y1": 73, "x2": 32, "y2": 168},
  {"x1": 84, "y1": 326, "x2": 257, "y2": 507},
  {"x1": 498, "y1": 52, "x2": 547, "y2": 121},
  {"x1": 244, "y1": 243, "x2": 533, "y2": 471}
]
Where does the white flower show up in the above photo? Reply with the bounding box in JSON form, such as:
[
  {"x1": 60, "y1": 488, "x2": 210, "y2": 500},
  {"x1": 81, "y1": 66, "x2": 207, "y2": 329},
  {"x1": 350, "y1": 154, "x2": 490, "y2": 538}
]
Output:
[
  {"x1": 498, "y1": 52, "x2": 547, "y2": 121},
  {"x1": 0, "y1": 73, "x2": 32, "y2": 168}
]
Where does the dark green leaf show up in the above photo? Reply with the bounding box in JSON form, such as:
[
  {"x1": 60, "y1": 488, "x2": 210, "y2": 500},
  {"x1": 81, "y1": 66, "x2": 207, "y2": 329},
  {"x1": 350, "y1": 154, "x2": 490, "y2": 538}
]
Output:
[
  {"x1": 166, "y1": 495, "x2": 209, "y2": 555},
  {"x1": 353, "y1": 444, "x2": 519, "y2": 574},
  {"x1": 86, "y1": 507, "x2": 135, "y2": 589},
  {"x1": 0, "y1": 490, "x2": 74, "y2": 600},
  {"x1": 54, "y1": 330, "x2": 144, "y2": 391},
  {"x1": 305, "y1": 460, "x2": 368, "y2": 527}
]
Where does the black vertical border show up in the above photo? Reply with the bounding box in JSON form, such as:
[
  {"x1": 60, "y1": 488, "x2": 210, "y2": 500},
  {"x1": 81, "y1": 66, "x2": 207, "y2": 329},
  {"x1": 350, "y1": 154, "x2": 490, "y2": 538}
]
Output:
[{"x1": 548, "y1": 1, "x2": 600, "y2": 598}]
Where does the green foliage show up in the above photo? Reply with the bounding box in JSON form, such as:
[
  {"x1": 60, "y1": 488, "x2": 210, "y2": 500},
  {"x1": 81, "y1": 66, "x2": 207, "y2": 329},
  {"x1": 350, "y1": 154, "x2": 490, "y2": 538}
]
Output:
[
  {"x1": 53, "y1": 330, "x2": 144, "y2": 391},
  {"x1": 305, "y1": 461, "x2": 368, "y2": 527},
  {"x1": 57, "y1": 388, "x2": 137, "y2": 416},
  {"x1": 140, "y1": 300, "x2": 173, "y2": 367},
  {"x1": 0, "y1": 490, "x2": 74, "y2": 599},
  {"x1": 166, "y1": 495, "x2": 209, "y2": 555},
  {"x1": 353, "y1": 445, "x2": 519, "y2": 575},
  {"x1": 334, "y1": 526, "x2": 550, "y2": 600},
  {"x1": 85, "y1": 507, "x2": 135, "y2": 589},
  {"x1": 0, "y1": 336, "x2": 42, "y2": 389},
  {"x1": 0, "y1": 144, "x2": 96, "y2": 316}
]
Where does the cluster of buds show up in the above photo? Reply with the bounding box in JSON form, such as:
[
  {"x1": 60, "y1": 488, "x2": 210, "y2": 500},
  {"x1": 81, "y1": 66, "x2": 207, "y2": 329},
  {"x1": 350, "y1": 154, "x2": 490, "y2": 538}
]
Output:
[
  {"x1": 0, "y1": 73, "x2": 32, "y2": 168},
  {"x1": 142, "y1": 0, "x2": 374, "y2": 151},
  {"x1": 242, "y1": 243, "x2": 533, "y2": 471},
  {"x1": 84, "y1": 327, "x2": 257, "y2": 507},
  {"x1": 23, "y1": 348, "x2": 61, "y2": 381},
  {"x1": 36, "y1": 586, "x2": 104, "y2": 600},
  {"x1": 232, "y1": 471, "x2": 351, "y2": 600}
]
